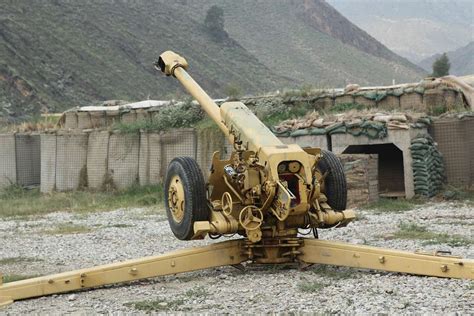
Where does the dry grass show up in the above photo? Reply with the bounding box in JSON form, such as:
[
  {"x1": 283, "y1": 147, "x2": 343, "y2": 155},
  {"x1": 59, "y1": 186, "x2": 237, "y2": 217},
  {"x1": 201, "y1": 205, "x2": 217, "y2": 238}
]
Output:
[
  {"x1": 394, "y1": 222, "x2": 472, "y2": 247},
  {"x1": 363, "y1": 198, "x2": 426, "y2": 214},
  {"x1": 0, "y1": 184, "x2": 163, "y2": 218},
  {"x1": 42, "y1": 223, "x2": 92, "y2": 235}
]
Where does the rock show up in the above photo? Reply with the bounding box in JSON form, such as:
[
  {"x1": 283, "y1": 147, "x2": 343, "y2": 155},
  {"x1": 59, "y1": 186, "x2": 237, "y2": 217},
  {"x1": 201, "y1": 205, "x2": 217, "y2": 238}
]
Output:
[{"x1": 67, "y1": 294, "x2": 77, "y2": 302}]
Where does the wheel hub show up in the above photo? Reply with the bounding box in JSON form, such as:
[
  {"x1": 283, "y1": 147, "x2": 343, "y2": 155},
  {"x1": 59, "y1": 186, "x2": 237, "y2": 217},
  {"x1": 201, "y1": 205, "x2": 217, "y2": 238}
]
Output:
[{"x1": 168, "y1": 175, "x2": 185, "y2": 223}]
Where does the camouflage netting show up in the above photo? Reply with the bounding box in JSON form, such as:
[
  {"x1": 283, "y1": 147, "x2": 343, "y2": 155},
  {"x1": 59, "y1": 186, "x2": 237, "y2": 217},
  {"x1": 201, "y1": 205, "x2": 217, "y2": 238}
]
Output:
[
  {"x1": 273, "y1": 110, "x2": 432, "y2": 139},
  {"x1": 410, "y1": 135, "x2": 445, "y2": 197}
]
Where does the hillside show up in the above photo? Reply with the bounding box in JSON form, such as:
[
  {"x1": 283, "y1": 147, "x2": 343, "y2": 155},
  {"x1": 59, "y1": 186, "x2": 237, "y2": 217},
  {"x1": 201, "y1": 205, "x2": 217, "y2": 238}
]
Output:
[
  {"x1": 418, "y1": 42, "x2": 474, "y2": 76},
  {"x1": 0, "y1": 0, "x2": 424, "y2": 121},
  {"x1": 328, "y1": 0, "x2": 473, "y2": 63}
]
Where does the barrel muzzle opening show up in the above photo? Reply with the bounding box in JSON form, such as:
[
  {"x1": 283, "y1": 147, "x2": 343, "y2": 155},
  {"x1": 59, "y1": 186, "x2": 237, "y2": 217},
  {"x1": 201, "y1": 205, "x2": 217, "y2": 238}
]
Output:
[{"x1": 154, "y1": 50, "x2": 188, "y2": 76}]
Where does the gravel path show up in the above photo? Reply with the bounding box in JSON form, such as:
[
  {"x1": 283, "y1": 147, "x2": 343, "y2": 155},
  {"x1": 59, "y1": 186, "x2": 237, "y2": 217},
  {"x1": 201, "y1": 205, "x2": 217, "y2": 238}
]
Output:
[{"x1": 1, "y1": 202, "x2": 473, "y2": 314}]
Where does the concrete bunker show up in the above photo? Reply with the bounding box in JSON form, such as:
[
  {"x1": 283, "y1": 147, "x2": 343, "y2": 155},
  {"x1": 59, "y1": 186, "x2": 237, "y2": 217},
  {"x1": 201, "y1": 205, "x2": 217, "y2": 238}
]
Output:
[
  {"x1": 331, "y1": 129, "x2": 426, "y2": 199},
  {"x1": 342, "y1": 143, "x2": 404, "y2": 198}
]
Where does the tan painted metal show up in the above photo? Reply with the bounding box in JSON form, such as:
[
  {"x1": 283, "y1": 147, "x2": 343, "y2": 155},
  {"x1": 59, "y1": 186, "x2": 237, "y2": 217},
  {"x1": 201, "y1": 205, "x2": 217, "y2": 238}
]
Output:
[
  {"x1": 1, "y1": 237, "x2": 472, "y2": 307},
  {"x1": 298, "y1": 239, "x2": 474, "y2": 279},
  {"x1": 168, "y1": 175, "x2": 185, "y2": 223},
  {"x1": 156, "y1": 51, "x2": 346, "y2": 241},
  {"x1": 0, "y1": 240, "x2": 245, "y2": 307}
]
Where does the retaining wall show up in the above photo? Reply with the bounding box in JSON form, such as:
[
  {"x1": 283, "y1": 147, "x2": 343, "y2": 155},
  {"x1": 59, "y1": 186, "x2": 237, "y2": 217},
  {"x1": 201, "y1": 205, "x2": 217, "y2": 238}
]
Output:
[{"x1": 331, "y1": 129, "x2": 429, "y2": 198}]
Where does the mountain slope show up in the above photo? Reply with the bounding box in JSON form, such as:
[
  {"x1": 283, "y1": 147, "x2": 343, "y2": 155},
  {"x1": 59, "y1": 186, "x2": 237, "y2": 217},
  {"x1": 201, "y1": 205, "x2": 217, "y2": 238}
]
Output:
[
  {"x1": 176, "y1": 0, "x2": 424, "y2": 86},
  {"x1": 328, "y1": 0, "x2": 474, "y2": 63},
  {"x1": 0, "y1": 0, "x2": 424, "y2": 121},
  {"x1": 418, "y1": 42, "x2": 474, "y2": 76}
]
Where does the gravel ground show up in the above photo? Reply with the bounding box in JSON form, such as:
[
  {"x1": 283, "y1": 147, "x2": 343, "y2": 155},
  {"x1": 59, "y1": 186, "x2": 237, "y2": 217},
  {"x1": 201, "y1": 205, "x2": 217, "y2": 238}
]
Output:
[{"x1": 1, "y1": 201, "x2": 473, "y2": 314}]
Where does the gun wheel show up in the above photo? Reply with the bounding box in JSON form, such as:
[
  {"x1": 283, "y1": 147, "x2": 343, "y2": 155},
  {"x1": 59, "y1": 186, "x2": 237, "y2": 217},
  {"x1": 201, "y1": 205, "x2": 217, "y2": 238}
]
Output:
[
  {"x1": 164, "y1": 157, "x2": 209, "y2": 240},
  {"x1": 168, "y1": 175, "x2": 185, "y2": 223},
  {"x1": 318, "y1": 150, "x2": 347, "y2": 211}
]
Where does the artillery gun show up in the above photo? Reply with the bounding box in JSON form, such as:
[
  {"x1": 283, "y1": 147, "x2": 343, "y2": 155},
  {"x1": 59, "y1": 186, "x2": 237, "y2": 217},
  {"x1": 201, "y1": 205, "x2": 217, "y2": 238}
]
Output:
[{"x1": 0, "y1": 51, "x2": 472, "y2": 308}]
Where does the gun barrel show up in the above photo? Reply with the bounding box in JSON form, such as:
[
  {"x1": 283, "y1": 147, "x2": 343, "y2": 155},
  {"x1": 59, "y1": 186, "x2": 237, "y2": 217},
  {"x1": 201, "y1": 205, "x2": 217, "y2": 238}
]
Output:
[{"x1": 156, "y1": 51, "x2": 229, "y2": 139}]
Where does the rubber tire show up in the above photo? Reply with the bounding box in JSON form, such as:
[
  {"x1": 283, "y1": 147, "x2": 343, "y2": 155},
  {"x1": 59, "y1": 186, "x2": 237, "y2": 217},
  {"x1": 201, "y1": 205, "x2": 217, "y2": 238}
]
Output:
[
  {"x1": 318, "y1": 150, "x2": 347, "y2": 211},
  {"x1": 164, "y1": 157, "x2": 209, "y2": 240}
]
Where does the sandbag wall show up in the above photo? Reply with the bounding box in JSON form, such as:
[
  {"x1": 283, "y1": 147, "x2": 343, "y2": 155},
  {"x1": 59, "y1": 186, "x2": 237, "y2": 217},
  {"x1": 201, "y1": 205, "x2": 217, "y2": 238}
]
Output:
[
  {"x1": 0, "y1": 133, "x2": 40, "y2": 189},
  {"x1": 61, "y1": 84, "x2": 467, "y2": 130},
  {"x1": 410, "y1": 135, "x2": 445, "y2": 197}
]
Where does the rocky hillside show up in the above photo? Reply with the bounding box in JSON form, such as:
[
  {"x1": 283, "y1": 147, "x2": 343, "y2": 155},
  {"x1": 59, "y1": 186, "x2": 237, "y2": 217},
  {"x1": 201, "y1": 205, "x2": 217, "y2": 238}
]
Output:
[
  {"x1": 418, "y1": 42, "x2": 474, "y2": 76},
  {"x1": 329, "y1": 0, "x2": 473, "y2": 63},
  {"x1": 0, "y1": 0, "x2": 424, "y2": 121}
]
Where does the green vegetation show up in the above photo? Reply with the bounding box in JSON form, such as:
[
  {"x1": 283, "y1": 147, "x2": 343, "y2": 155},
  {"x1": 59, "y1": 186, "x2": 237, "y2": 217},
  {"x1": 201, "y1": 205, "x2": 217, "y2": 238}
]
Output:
[
  {"x1": 442, "y1": 187, "x2": 474, "y2": 206},
  {"x1": 204, "y1": 5, "x2": 227, "y2": 41},
  {"x1": 298, "y1": 281, "x2": 329, "y2": 293},
  {"x1": 430, "y1": 104, "x2": 448, "y2": 116},
  {"x1": 0, "y1": 1, "x2": 423, "y2": 122},
  {"x1": 224, "y1": 83, "x2": 243, "y2": 100},
  {"x1": 0, "y1": 184, "x2": 163, "y2": 218},
  {"x1": 432, "y1": 53, "x2": 450, "y2": 77},
  {"x1": 124, "y1": 286, "x2": 210, "y2": 311},
  {"x1": 311, "y1": 265, "x2": 359, "y2": 280},
  {"x1": 184, "y1": 286, "x2": 209, "y2": 299},
  {"x1": 363, "y1": 198, "x2": 425, "y2": 213},
  {"x1": 114, "y1": 100, "x2": 203, "y2": 134},
  {"x1": 394, "y1": 222, "x2": 472, "y2": 247},
  {"x1": 330, "y1": 102, "x2": 366, "y2": 113},
  {"x1": 257, "y1": 101, "x2": 314, "y2": 127},
  {"x1": 124, "y1": 298, "x2": 187, "y2": 312},
  {"x1": 0, "y1": 257, "x2": 42, "y2": 265},
  {"x1": 43, "y1": 223, "x2": 92, "y2": 235},
  {"x1": 2, "y1": 274, "x2": 40, "y2": 283}
]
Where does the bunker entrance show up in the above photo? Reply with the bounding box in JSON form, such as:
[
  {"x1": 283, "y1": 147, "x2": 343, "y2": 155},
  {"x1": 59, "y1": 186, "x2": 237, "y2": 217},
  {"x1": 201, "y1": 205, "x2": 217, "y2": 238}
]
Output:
[{"x1": 342, "y1": 143, "x2": 405, "y2": 198}]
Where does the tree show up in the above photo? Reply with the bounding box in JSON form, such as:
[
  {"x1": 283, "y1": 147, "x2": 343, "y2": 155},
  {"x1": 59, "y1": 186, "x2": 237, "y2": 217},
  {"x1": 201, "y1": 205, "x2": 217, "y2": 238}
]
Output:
[
  {"x1": 204, "y1": 5, "x2": 227, "y2": 41},
  {"x1": 431, "y1": 53, "x2": 450, "y2": 77}
]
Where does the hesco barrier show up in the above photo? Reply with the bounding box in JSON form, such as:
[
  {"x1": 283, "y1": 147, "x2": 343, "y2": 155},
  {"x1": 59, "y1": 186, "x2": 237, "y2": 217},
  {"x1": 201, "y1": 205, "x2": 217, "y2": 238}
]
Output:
[
  {"x1": 0, "y1": 129, "x2": 376, "y2": 205},
  {"x1": 0, "y1": 134, "x2": 16, "y2": 188},
  {"x1": 38, "y1": 129, "x2": 212, "y2": 192},
  {"x1": 431, "y1": 117, "x2": 474, "y2": 189},
  {"x1": 0, "y1": 133, "x2": 41, "y2": 189},
  {"x1": 15, "y1": 134, "x2": 41, "y2": 186}
]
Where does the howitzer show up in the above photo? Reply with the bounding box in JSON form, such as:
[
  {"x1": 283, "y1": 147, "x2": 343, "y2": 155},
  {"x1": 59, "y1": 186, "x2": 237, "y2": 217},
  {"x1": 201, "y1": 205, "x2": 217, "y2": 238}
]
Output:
[
  {"x1": 0, "y1": 51, "x2": 472, "y2": 308},
  {"x1": 156, "y1": 50, "x2": 355, "y2": 248}
]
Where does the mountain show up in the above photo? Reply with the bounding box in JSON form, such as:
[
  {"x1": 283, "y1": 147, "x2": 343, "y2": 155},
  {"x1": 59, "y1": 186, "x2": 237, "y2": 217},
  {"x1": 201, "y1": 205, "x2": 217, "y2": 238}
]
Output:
[
  {"x1": 0, "y1": 0, "x2": 424, "y2": 121},
  {"x1": 418, "y1": 42, "x2": 474, "y2": 76},
  {"x1": 328, "y1": 0, "x2": 474, "y2": 63}
]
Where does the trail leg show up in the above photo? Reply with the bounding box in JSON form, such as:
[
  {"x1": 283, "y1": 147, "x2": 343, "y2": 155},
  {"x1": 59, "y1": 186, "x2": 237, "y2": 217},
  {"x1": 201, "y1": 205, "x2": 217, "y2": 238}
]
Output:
[
  {"x1": 0, "y1": 239, "x2": 246, "y2": 306},
  {"x1": 298, "y1": 239, "x2": 474, "y2": 279}
]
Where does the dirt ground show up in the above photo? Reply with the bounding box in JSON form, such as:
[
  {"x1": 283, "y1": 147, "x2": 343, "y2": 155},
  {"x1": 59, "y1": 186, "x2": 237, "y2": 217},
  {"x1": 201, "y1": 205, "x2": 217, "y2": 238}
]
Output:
[{"x1": 1, "y1": 201, "x2": 473, "y2": 314}]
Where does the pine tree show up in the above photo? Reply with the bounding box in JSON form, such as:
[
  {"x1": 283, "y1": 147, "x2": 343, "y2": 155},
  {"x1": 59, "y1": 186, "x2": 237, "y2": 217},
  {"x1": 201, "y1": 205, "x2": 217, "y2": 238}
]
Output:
[
  {"x1": 431, "y1": 53, "x2": 450, "y2": 77},
  {"x1": 204, "y1": 5, "x2": 227, "y2": 41}
]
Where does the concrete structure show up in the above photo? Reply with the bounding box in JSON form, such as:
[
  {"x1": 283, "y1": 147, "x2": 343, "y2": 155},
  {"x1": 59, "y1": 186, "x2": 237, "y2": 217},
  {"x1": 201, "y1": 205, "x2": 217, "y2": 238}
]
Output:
[{"x1": 331, "y1": 129, "x2": 429, "y2": 199}]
